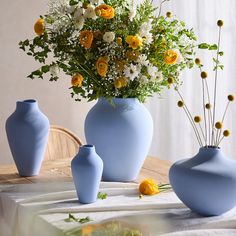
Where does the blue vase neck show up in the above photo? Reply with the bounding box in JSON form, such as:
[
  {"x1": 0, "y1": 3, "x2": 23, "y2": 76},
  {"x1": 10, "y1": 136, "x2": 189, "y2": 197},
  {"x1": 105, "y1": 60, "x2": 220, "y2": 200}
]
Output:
[
  {"x1": 79, "y1": 145, "x2": 96, "y2": 156},
  {"x1": 98, "y1": 98, "x2": 139, "y2": 107},
  {"x1": 197, "y1": 147, "x2": 222, "y2": 159},
  {"x1": 16, "y1": 100, "x2": 39, "y2": 113}
]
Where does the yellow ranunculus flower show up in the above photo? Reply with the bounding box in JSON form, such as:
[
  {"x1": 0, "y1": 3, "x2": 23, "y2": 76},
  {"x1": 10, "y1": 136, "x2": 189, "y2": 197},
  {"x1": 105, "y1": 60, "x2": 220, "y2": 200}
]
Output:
[
  {"x1": 96, "y1": 57, "x2": 109, "y2": 77},
  {"x1": 71, "y1": 74, "x2": 84, "y2": 87},
  {"x1": 114, "y1": 77, "x2": 128, "y2": 89},
  {"x1": 95, "y1": 4, "x2": 115, "y2": 19},
  {"x1": 139, "y1": 179, "x2": 160, "y2": 195},
  {"x1": 164, "y1": 49, "x2": 179, "y2": 65},
  {"x1": 34, "y1": 19, "x2": 45, "y2": 36},
  {"x1": 80, "y1": 31, "x2": 94, "y2": 49},
  {"x1": 126, "y1": 35, "x2": 143, "y2": 50}
]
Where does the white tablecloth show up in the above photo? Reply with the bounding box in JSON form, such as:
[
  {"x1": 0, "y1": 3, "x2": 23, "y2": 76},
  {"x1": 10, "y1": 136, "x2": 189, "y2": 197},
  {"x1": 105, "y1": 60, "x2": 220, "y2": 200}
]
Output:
[{"x1": 0, "y1": 182, "x2": 236, "y2": 236}]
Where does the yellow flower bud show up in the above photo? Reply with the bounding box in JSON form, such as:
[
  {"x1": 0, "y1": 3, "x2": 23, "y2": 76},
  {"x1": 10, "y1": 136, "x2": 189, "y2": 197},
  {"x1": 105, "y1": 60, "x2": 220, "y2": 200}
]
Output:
[
  {"x1": 194, "y1": 116, "x2": 201, "y2": 123},
  {"x1": 228, "y1": 95, "x2": 234, "y2": 102},
  {"x1": 166, "y1": 11, "x2": 172, "y2": 18},
  {"x1": 116, "y1": 37, "x2": 123, "y2": 45},
  {"x1": 223, "y1": 130, "x2": 230, "y2": 137},
  {"x1": 205, "y1": 103, "x2": 211, "y2": 109},
  {"x1": 217, "y1": 20, "x2": 224, "y2": 27},
  {"x1": 71, "y1": 74, "x2": 84, "y2": 87},
  {"x1": 177, "y1": 101, "x2": 184, "y2": 108},
  {"x1": 195, "y1": 58, "x2": 201, "y2": 65},
  {"x1": 201, "y1": 71, "x2": 208, "y2": 79},
  {"x1": 167, "y1": 76, "x2": 175, "y2": 84},
  {"x1": 215, "y1": 122, "x2": 223, "y2": 129}
]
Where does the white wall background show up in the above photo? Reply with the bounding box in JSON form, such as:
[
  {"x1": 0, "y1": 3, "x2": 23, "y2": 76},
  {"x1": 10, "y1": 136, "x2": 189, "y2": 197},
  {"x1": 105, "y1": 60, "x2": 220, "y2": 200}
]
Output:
[{"x1": 1, "y1": 0, "x2": 236, "y2": 165}]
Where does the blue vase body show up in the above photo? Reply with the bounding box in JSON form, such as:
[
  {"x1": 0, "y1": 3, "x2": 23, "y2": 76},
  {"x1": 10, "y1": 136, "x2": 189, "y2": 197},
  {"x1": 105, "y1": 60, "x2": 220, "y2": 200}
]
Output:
[
  {"x1": 71, "y1": 145, "x2": 103, "y2": 204},
  {"x1": 85, "y1": 98, "x2": 153, "y2": 182},
  {"x1": 169, "y1": 147, "x2": 236, "y2": 216},
  {"x1": 5, "y1": 100, "x2": 50, "y2": 177}
]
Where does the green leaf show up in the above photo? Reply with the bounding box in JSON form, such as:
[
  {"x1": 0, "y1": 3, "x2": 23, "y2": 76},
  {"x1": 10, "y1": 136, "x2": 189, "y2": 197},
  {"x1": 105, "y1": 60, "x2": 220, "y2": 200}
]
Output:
[
  {"x1": 198, "y1": 43, "x2": 209, "y2": 49},
  {"x1": 42, "y1": 65, "x2": 50, "y2": 73},
  {"x1": 97, "y1": 192, "x2": 108, "y2": 200},
  {"x1": 209, "y1": 44, "x2": 218, "y2": 50},
  {"x1": 69, "y1": 0, "x2": 78, "y2": 6},
  {"x1": 218, "y1": 51, "x2": 224, "y2": 56},
  {"x1": 64, "y1": 214, "x2": 92, "y2": 224}
]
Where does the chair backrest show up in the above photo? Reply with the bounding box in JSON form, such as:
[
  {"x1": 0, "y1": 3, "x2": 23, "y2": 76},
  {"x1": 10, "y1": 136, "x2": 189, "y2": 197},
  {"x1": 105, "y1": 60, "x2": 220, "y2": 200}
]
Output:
[{"x1": 44, "y1": 125, "x2": 83, "y2": 161}]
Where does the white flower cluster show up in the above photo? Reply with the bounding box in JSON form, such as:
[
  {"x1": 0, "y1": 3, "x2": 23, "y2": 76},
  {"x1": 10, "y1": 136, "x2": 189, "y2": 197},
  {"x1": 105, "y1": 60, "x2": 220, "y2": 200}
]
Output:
[{"x1": 123, "y1": 54, "x2": 163, "y2": 85}]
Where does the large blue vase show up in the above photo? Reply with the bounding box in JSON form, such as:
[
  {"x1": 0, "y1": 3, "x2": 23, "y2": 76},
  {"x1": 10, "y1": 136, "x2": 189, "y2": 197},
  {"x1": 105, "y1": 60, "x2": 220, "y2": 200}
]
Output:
[
  {"x1": 169, "y1": 147, "x2": 236, "y2": 216},
  {"x1": 71, "y1": 145, "x2": 103, "y2": 204},
  {"x1": 84, "y1": 98, "x2": 153, "y2": 182},
  {"x1": 5, "y1": 100, "x2": 50, "y2": 177}
]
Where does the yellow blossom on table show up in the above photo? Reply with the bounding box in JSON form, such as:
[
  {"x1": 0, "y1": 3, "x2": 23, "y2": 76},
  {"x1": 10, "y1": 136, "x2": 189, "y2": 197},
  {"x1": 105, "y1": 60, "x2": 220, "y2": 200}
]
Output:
[
  {"x1": 96, "y1": 57, "x2": 109, "y2": 77},
  {"x1": 95, "y1": 4, "x2": 115, "y2": 19},
  {"x1": 139, "y1": 179, "x2": 160, "y2": 195},
  {"x1": 71, "y1": 74, "x2": 84, "y2": 87},
  {"x1": 34, "y1": 19, "x2": 45, "y2": 36},
  {"x1": 80, "y1": 31, "x2": 94, "y2": 49},
  {"x1": 126, "y1": 35, "x2": 143, "y2": 50},
  {"x1": 164, "y1": 49, "x2": 179, "y2": 65}
]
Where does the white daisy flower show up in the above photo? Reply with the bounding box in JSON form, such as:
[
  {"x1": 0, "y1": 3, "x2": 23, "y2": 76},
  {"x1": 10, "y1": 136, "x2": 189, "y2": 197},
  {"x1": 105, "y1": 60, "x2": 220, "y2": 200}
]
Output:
[
  {"x1": 139, "y1": 20, "x2": 153, "y2": 36},
  {"x1": 84, "y1": 5, "x2": 97, "y2": 19},
  {"x1": 124, "y1": 63, "x2": 140, "y2": 81},
  {"x1": 143, "y1": 32, "x2": 153, "y2": 45},
  {"x1": 137, "y1": 54, "x2": 149, "y2": 67},
  {"x1": 74, "y1": 7, "x2": 84, "y2": 20},
  {"x1": 155, "y1": 72, "x2": 164, "y2": 82},
  {"x1": 103, "y1": 32, "x2": 116, "y2": 43},
  {"x1": 75, "y1": 16, "x2": 85, "y2": 30},
  {"x1": 147, "y1": 65, "x2": 158, "y2": 79},
  {"x1": 128, "y1": 0, "x2": 138, "y2": 21}
]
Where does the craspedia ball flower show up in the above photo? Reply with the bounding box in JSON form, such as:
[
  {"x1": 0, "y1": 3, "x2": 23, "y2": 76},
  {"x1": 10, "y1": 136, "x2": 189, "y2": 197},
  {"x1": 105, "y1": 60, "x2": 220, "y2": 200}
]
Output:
[
  {"x1": 139, "y1": 179, "x2": 160, "y2": 195},
  {"x1": 177, "y1": 101, "x2": 184, "y2": 108},
  {"x1": 205, "y1": 103, "x2": 211, "y2": 109},
  {"x1": 34, "y1": 19, "x2": 45, "y2": 36},
  {"x1": 195, "y1": 58, "x2": 201, "y2": 65},
  {"x1": 167, "y1": 76, "x2": 175, "y2": 84},
  {"x1": 201, "y1": 71, "x2": 208, "y2": 79},
  {"x1": 228, "y1": 94, "x2": 235, "y2": 102},
  {"x1": 217, "y1": 20, "x2": 224, "y2": 27},
  {"x1": 166, "y1": 11, "x2": 172, "y2": 18},
  {"x1": 215, "y1": 121, "x2": 223, "y2": 129},
  {"x1": 223, "y1": 130, "x2": 231, "y2": 137},
  {"x1": 194, "y1": 116, "x2": 201, "y2": 123},
  {"x1": 71, "y1": 74, "x2": 84, "y2": 87}
]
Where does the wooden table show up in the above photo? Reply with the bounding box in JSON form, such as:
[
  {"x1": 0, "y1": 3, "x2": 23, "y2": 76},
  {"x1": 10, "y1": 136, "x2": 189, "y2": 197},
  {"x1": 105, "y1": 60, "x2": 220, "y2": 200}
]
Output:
[{"x1": 0, "y1": 157, "x2": 171, "y2": 185}]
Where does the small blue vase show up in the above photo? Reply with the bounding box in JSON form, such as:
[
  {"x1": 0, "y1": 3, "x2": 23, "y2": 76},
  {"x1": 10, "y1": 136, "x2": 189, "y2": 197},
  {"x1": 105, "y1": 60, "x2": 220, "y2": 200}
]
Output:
[
  {"x1": 5, "y1": 100, "x2": 50, "y2": 177},
  {"x1": 84, "y1": 98, "x2": 153, "y2": 182},
  {"x1": 169, "y1": 147, "x2": 236, "y2": 216},
  {"x1": 71, "y1": 145, "x2": 103, "y2": 204}
]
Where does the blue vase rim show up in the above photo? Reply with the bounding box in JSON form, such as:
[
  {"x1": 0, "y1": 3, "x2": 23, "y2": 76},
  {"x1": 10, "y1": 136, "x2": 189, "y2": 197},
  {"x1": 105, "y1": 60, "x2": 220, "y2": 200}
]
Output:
[{"x1": 17, "y1": 99, "x2": 37, "y2": 104}]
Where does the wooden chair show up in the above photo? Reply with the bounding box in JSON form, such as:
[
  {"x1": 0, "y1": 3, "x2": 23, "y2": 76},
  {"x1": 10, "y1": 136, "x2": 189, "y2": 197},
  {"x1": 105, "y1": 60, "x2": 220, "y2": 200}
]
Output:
[{"x1": 44, "y1": 125, "x2": 83, "y2": 161}]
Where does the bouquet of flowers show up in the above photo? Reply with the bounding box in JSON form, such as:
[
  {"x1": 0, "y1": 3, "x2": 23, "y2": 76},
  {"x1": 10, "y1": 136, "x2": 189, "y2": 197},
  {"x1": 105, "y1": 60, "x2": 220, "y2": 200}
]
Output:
[{"x1": 19, "y1": 0, "x2": 197, "y2": 102}]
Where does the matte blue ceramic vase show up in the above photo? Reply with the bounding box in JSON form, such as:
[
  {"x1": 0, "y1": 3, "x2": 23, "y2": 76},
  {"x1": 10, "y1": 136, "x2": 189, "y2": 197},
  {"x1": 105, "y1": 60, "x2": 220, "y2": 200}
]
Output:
[
  {"x1": 169, "y1": 147, "x2": 236, "y2": 216},
  {"x1": 71, "y1": 145, "x2": 103, "y2": 204},
  {"x1": 85, "y1": 98, "x2": 153, "y2": 182},
  {"x1": 5, "y1": 100, "x2": 50, "y2": 177}
]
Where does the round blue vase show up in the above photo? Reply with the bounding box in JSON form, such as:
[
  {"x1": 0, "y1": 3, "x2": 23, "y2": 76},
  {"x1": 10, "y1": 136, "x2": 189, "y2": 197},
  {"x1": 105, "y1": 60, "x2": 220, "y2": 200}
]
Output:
[
  {"x1": 169, "y1": 147, "x2": 236, "y2": 216},
  {"x1": 71, "y1": 145, "x2": 103, "y2": 204},
  {"x1": 84, "y1": 98, "x2": 153, "y2": 182},
  {"x1": 5, "y1": 100, "x2": 50, "y2": 177}
]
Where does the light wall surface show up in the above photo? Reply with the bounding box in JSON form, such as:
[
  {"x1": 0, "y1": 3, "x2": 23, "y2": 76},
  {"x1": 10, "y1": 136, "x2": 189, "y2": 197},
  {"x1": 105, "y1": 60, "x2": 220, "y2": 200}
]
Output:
[{"x1": 1, "y1": 0, "x2": 236, "y2": 165}]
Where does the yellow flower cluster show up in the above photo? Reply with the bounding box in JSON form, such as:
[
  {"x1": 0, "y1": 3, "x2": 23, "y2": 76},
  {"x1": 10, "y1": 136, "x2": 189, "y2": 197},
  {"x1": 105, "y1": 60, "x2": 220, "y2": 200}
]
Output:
[
  {"x1": 34, "y1": 19, "x2": 45, "y2": 36},
  {"x1": 71, "y1": 74, "x2": 84, "y2": 87},
  {"x1": 96, "y1": 57, "x2": 109, "y2": 77},
  {"x1": 126, "y1": 35, "x2": 143, "y2": 50},
  {"x1": 114, "y1": 77, "x2": 128, "y2": 89},
  {"x1": 95, "y1": 4, "x2": 115, "y2": 19}
]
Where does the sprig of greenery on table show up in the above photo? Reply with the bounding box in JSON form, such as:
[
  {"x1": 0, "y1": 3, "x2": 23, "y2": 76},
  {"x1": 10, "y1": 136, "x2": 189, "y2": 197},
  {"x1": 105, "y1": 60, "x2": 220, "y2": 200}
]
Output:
[
  {"x1": 65, "y1": 213, "x2": 92, "y2": 224},
  {"x1": 97, "y1": 192, "x2": 108, "y2": 200}
]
